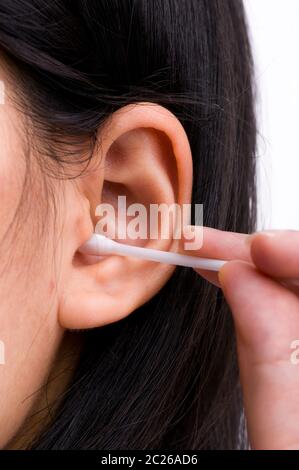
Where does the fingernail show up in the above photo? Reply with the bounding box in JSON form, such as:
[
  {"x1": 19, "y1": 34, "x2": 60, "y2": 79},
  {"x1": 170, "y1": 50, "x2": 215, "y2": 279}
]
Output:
[
  {"x1": 217, "y1": 265, "x2": 225, "y2": 287},
  {"x1": 245, "y1": 230, "x2": 279, "y2": 245},
  {"x1": 259, "y1": 230, "x2": 279, "y2": 237}
]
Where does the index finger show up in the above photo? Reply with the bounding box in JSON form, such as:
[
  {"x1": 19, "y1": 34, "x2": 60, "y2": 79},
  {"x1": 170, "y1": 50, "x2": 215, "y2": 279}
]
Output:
[{"x1": 180, "y1": 225, "x2": 252, "y2": 286}]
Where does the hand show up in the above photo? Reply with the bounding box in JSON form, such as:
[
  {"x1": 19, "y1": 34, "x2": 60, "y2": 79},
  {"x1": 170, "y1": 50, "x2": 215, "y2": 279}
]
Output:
[{"x1": 183, "y1": 227, "x2": 299, "y2": 450}]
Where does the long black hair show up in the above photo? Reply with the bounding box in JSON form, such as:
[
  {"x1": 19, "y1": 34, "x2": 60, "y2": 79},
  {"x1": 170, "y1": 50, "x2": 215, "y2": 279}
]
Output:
[{"x1": 0, "y1": 0, "x2": 256, "y2": 449}]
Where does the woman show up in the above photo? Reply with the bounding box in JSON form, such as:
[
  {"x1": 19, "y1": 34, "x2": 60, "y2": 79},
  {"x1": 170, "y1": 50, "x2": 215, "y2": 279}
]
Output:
[{"x1": 0, "y1": 0, "x2": 297, "y2": 450}]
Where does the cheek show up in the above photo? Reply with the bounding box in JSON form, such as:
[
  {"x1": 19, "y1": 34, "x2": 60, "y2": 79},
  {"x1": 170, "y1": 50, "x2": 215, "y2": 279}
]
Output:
[
  {"x1": 0, "y1": 103, "x2": 64, "y2": 447},
  {"x1": 0, "y1": 104, "x2": 26, "y2": 244},
  {"x1": 0, "y1": 253, "x2": 63, "y2": 447}
]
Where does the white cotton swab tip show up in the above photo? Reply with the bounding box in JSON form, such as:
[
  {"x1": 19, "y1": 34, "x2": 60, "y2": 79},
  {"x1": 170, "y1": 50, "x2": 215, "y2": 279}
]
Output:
[{"x1": 79, "y1": 234, "x2": 227, "y2": 272}]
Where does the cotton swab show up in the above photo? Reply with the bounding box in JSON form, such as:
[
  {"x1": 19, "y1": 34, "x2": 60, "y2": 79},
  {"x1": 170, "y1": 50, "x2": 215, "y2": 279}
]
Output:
[{"x1": 79, "y1": 234, "x2": 227, "y2": 272}]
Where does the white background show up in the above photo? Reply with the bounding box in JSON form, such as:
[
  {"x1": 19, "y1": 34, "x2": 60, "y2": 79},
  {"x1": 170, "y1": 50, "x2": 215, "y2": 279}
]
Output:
[{"x1": 245, "y1": 0, "x2": 299, "y2": 230}]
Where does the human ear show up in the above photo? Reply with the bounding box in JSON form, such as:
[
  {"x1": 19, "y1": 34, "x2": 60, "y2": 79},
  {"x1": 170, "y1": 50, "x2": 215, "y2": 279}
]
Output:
[{"x1": 58, "y1": 102, "x2": 193, "y2": 329}]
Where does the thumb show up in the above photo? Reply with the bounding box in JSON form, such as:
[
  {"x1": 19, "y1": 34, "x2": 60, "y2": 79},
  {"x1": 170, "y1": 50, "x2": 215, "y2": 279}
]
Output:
[{"x1": 219, "y1": 260, "x2": 299, "y2": 449}]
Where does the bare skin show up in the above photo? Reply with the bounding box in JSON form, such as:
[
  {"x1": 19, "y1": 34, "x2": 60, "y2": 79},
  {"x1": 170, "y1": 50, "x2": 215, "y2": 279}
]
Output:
[{"x1": 184, "y1": 226, "x2": 299, "y2": 450}]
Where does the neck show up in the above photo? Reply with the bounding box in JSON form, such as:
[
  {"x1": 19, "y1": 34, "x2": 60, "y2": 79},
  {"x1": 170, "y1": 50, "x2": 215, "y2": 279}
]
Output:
[{"x1": 6, "y1": 331, "x2": 82, "y2": 449}]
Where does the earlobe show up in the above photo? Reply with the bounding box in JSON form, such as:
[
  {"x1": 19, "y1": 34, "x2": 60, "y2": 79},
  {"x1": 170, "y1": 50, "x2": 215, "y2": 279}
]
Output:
[{"x1": 58, "y1": 102, "x2": 193, "y2": 330}]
